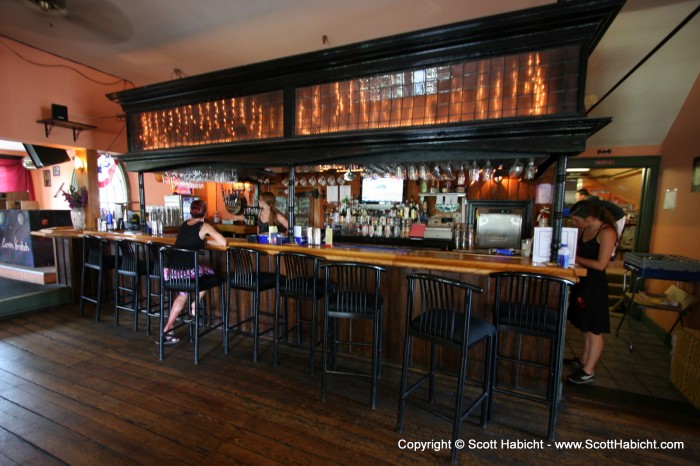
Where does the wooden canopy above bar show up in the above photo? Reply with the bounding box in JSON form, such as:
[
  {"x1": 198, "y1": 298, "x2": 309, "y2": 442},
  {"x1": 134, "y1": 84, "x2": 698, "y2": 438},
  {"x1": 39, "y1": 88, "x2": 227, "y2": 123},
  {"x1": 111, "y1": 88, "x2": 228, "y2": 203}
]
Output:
[
  {"x1": 33, "y1": 228, "x2": 585, "y2": 281},
  {"x1": 107, "y1": 0, "x2": 624, "y2": 173}
]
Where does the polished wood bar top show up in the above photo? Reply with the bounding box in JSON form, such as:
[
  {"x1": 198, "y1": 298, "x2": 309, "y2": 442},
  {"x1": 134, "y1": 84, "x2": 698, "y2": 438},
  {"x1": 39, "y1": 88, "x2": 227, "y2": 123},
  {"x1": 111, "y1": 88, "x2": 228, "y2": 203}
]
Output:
[
  {"x1": 33, "y1": 227, "x2": 585, "y2": 281},
  {"x1": 213, "y1": 224, "x2": 257, "y2": 235}
]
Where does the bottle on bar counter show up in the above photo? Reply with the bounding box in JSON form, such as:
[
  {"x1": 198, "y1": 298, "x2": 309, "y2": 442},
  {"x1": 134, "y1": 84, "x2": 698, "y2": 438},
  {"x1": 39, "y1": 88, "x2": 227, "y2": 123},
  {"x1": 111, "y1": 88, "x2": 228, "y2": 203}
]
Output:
[{"x1": 557, "y1": 244, "x2": 570, "y2": 268}]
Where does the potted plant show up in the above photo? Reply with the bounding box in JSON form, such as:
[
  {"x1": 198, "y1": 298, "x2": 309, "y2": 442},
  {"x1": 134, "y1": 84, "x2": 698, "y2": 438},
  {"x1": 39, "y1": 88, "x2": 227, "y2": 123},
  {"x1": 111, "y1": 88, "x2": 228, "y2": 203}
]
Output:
[{"x1": 62, "y1": 185, "x2": 88, "y2": 229}]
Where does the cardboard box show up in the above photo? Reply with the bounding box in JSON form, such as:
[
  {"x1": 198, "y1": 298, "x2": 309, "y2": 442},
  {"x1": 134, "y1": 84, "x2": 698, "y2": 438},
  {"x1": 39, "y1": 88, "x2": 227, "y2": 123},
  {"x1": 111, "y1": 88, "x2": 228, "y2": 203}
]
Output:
[
  {"x1": 671, "y1": 327, "x2": 700, "y2": 409},
  {"x1": 20, "y1": 200, "x2": 40, "y2": 210}
]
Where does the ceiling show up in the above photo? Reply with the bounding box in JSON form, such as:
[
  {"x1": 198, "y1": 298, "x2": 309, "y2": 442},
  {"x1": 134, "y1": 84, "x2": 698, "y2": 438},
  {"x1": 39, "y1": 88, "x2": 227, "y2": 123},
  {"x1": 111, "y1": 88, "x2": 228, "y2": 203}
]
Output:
[{"x1": 0, "y1": 0, "x2": 698, "y2": 151}]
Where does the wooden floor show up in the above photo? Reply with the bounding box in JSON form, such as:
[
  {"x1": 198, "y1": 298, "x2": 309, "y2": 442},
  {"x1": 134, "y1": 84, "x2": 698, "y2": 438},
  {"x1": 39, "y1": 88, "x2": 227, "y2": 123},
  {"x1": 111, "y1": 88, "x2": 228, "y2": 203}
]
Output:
[{"x1": 1, "y1": 305, "x2": 698, "y2": 465}]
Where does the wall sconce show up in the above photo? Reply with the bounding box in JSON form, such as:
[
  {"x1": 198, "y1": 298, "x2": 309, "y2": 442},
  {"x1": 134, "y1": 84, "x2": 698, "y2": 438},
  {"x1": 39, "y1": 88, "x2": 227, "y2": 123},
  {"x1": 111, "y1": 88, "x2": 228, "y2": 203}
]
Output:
[{"x1": 73, "y1": 156, "x2": 85, "y2": 172}]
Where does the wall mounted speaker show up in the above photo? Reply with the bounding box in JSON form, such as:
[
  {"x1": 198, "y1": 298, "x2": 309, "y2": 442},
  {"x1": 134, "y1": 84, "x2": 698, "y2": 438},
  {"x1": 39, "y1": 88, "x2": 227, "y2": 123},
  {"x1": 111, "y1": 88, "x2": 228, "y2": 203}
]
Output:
[{"x1": 51, "y1": 104, "x2": 68, "y2": 121}]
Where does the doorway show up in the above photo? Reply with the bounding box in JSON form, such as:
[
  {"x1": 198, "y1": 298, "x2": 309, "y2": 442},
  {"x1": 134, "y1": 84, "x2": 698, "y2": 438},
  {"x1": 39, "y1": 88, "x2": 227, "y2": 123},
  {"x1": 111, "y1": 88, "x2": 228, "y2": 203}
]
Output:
[{"x1": 567, "y1": 156, "x2": 660, "y2": 254}]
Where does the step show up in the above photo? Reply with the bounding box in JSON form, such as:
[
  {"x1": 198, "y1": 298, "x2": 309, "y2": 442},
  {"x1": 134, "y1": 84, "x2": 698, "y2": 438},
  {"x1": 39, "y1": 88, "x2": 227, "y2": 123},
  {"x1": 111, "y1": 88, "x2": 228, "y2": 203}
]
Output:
[{"x1": 0, "y1": 263, "x2": 56, "y2": 284}]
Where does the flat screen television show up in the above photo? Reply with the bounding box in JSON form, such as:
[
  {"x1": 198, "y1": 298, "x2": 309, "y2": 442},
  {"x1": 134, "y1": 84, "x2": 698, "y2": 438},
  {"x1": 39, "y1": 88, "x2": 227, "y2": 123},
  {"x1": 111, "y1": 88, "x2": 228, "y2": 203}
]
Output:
[
  {"x1": 23, "y1": 144, "x2": 70, "y2": 168},
  {"x1": 361, "y1": 177, "x2": 404, "y2": 203}
]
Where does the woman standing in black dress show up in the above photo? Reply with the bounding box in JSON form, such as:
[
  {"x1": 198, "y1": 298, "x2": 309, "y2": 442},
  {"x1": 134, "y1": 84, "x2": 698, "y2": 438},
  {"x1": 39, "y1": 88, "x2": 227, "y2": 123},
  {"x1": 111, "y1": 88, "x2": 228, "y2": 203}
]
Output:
[{"x1": 567, "y1": 200, "x2": 618, "y2": 384}]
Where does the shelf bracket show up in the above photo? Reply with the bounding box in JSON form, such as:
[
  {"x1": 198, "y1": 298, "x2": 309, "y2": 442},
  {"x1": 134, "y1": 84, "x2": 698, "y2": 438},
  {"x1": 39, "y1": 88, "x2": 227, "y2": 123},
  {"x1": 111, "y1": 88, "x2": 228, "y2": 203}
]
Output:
[
  {"x1": 42, "y1": 121, "x2": 54, "y2": 138},
  {"x1": 71, "y1": 127, "x2": 83, "y2": 142}
]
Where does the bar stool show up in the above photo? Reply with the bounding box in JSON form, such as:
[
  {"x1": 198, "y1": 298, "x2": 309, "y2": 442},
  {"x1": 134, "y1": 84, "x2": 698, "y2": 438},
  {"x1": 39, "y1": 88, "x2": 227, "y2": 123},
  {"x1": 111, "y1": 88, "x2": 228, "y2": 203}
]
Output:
[
  {"x1": 487, "y1": 271, "x2": 574, "y2": 441},
  {"x1": 145, "y1": 241, "x2": 167, "y2": 336},
  {"x1": 114, "y1": 239, "x2": 146, "y2": 331},
  {"x1": 79, "y1": 234, "x2": 116, "y2": 321},
  {"x1": 273, "y1": 251, "x2": 327, "y2": 375},
  {"x1": 321, "y1": 261, "x2": 385, "y2": 408},
  {"x1": 225, "y1": 246, "x2": 277, "y2": 362},
  {"x1": 159, "y1": 246, "x2": 226, "y2": 364},
  {"x1": 397, "y1": 273, "x2": 494, "y2": 464}
]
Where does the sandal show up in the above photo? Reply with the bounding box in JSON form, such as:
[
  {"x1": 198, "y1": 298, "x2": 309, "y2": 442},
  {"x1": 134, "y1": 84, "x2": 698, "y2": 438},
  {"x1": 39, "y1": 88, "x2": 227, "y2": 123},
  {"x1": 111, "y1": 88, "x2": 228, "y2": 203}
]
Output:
[{"x1": 156, "y1": 332, "x2": 180, "y2": 345}]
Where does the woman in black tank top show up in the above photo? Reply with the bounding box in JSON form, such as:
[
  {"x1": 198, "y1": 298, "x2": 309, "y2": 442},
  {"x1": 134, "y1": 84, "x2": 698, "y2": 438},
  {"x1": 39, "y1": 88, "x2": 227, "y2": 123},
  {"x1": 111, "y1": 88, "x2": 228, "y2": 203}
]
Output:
[
  {"x1": 566, "y1": 200, "x2": 618, "y2": 385},
  {"x1": 162, "y1": 200, "x2": 227, "y2": 344}
]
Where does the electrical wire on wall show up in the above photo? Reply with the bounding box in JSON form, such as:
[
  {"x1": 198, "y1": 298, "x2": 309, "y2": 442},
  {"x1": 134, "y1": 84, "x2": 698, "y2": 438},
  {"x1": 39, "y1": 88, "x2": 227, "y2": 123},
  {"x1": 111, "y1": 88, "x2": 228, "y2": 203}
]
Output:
[{"x1": 0, "y1": 36, "x2": 135, "y2": 89}]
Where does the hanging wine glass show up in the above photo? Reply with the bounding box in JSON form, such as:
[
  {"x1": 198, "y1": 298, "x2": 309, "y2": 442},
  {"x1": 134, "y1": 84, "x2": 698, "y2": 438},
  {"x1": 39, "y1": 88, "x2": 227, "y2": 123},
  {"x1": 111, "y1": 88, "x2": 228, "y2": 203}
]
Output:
[
  {"x1": 482, "y1": 160, "x2": 494, "y2": 182},
  {"x1": 468, "y1": 161, "x2": 480, "y2": 185},
  {"x1": 395, "y1": 164, "x2": 406, "y2": 179},
  {"x1": 407, "y1": 164, "x2": 418, "y2": 181},
  {"x1": 509, "y1": 159, "x2": 525, "y2": 179},
  {"x1": 418, "y1": 163, "x2": 430, "y2": 181},
  {"x1": 457, "y1": 163, "x2": 467, "y2": 187},
  {"x1": 524, "y1": 159, "x2": 537, "y2": 180},
  {"x1": 443, "y1": 162, "x2": 456, "y2": 181}
]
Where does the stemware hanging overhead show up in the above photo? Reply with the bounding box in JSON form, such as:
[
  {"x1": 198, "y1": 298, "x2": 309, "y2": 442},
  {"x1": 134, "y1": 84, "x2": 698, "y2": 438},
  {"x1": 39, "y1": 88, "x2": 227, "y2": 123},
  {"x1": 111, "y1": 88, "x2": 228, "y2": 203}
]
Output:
[
  {"x1": 482, "y1": 160, "x2": 495, "y2": 182},
  {"x1": 468, "y1": 161, "x2": 480, "y2": 185},
  {"x1": 524, "y1": 159, "x2": 537, "y2": 180},
  {"x1": 407, "y1": 164, "x2": 418, "y2": 181},
  {"x1": 509, "y1": 159, "x2": 525, "y2": 179},
  {"x1": 457, "y1": 163, "x2": 467, "y2": 187},
  {"x1": 442, "y1": 163, "x2": 456, "y2": 181},
  {"x1": 418, "y1": 163, "x2": 430, "y2": 181}
]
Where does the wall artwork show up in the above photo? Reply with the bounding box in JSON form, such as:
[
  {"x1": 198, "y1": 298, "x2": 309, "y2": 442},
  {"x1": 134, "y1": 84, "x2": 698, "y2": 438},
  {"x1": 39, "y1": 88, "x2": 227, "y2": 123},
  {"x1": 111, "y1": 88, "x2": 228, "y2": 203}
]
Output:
[
  {"x1": 692, "y1": 156, "x2": 700, "y2": 192},
  {"x1": 43, "y1": 170, "x2": 51, "y2": 187},
  {"x1": 53, "y1": 165, "x2": 60, "y2": 176}
]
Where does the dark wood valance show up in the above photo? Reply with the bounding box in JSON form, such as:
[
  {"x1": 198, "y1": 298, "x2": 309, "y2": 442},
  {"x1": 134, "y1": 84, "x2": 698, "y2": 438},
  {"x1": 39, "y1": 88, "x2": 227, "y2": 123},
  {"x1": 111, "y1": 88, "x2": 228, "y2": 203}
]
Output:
[{"x1": 108, "y1": 0, "x2": 624, "y2": 174}]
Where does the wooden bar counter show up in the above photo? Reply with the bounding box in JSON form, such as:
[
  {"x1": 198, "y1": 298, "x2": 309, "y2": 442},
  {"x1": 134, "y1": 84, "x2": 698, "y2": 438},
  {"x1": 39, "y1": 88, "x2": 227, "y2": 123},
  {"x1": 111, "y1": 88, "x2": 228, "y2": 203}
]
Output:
[{"x1": 33, "y1": 227, "x2": 584, "y2": 373}]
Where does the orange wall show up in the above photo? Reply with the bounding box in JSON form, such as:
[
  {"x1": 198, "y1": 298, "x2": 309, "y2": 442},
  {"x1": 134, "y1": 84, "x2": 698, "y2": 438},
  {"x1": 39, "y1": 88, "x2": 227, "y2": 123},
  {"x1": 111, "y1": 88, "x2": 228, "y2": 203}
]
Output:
[
  {"x1": 646, "y1": 73, "x2": 700, "y2": 330},
  {"x1": 0, "y1": 37, "x2": 127, "y2": 152}
]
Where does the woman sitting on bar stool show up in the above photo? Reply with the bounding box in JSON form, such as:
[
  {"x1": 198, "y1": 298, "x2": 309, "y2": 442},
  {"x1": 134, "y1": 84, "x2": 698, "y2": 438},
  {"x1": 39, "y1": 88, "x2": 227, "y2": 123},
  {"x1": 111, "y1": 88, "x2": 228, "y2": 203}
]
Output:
[
  {"x1": 162, "y1": 200, "x2": 227, "y2": 344},
  {"x1": 566, "y1": 200, "x2": 618, "y2": 384}
]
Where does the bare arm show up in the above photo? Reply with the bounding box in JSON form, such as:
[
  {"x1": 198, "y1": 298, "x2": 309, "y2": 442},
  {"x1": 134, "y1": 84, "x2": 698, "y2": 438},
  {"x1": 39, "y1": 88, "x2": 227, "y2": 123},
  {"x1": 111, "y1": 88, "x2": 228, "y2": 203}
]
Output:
[
  {"x1": 200, "y1": 222, "x2": 228, "y2": 247},
  {"x1": 274, "y1": 210, "x2": 289, "y2": 230},
  {"x1": 574, "y1": 227, "x2": 616, "y2": 271}
]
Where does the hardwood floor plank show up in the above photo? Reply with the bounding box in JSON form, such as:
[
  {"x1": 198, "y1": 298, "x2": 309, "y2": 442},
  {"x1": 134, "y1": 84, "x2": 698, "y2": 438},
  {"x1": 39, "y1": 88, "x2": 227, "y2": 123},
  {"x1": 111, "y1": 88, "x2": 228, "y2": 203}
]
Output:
[
  {"x1": 1, "y1": 305, "x2": 699, "y2": 465},
  {"x1": 0, "y1": 425, "x2": 67, "y2": 466}
]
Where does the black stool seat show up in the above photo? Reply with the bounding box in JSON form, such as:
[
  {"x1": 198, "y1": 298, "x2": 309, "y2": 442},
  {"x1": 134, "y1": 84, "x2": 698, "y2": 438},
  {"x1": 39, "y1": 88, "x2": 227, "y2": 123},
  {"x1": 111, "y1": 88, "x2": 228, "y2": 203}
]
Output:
[
  {"x1": 398, "y1": 273, "x2": 494, "y2": 464},
  {"x1": 487, "y1": 271, "x2": 574, "y2": 442},
  {"x1": 80, "y1": 234, "x2": 116, "y2": 321},
  {"x1": 321, "y1": 262, "x2": 386, "y2": 408},
  {"x1": 410, "y1": 309, "x2": 493, "y2": 344},
  {"x1": 225, "y1": 247, "x2": 277, "y2": 362}
]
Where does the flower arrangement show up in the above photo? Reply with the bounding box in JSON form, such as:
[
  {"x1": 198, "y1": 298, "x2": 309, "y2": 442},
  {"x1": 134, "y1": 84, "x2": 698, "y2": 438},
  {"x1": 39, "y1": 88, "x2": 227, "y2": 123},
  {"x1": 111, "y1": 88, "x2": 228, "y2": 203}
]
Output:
[{"x1": 62, "y1": 185, "x2": 88, "y2": 208}]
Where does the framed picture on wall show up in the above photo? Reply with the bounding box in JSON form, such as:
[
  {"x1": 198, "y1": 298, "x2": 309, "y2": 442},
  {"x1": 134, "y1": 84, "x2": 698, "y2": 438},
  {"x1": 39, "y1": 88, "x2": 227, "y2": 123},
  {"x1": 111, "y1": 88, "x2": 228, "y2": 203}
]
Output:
[
  {"x1": 43, "y1": 170, "x2": 51, "y2": 187},
  {"x1": 692, "y1": 156, "x2": 700, "y2": 192},
  {"x1": 53, "y1": 165, "x2": 60, "y2": 176}
]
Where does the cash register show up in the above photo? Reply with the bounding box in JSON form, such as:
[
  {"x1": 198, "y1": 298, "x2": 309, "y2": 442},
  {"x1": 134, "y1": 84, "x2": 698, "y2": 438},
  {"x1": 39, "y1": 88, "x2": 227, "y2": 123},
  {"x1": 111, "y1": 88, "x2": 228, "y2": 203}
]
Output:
[{"x1": 424, "y1": 212, "x2": 461, "y2": 240}]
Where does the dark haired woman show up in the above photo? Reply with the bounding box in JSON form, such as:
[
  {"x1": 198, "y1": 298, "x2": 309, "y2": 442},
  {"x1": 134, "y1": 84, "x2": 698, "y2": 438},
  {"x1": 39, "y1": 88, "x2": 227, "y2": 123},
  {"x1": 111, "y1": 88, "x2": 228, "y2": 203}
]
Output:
[
  {"x1": 161, "y1": 200, "x2": 227, "y2": 344},
  {"x1": 566, "y1": 200, "x2": 618, "y2": 384}
]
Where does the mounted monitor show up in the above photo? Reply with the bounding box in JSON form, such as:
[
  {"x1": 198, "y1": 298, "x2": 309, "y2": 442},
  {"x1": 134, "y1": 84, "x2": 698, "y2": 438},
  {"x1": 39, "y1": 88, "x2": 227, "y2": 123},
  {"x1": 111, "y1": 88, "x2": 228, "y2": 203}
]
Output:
[
  {"x1": 361, "y1": 177, "x2": 404, "y2": 204},
  {"x1": 22, "y1": 144, "x2": 70, "y2": 168}
]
